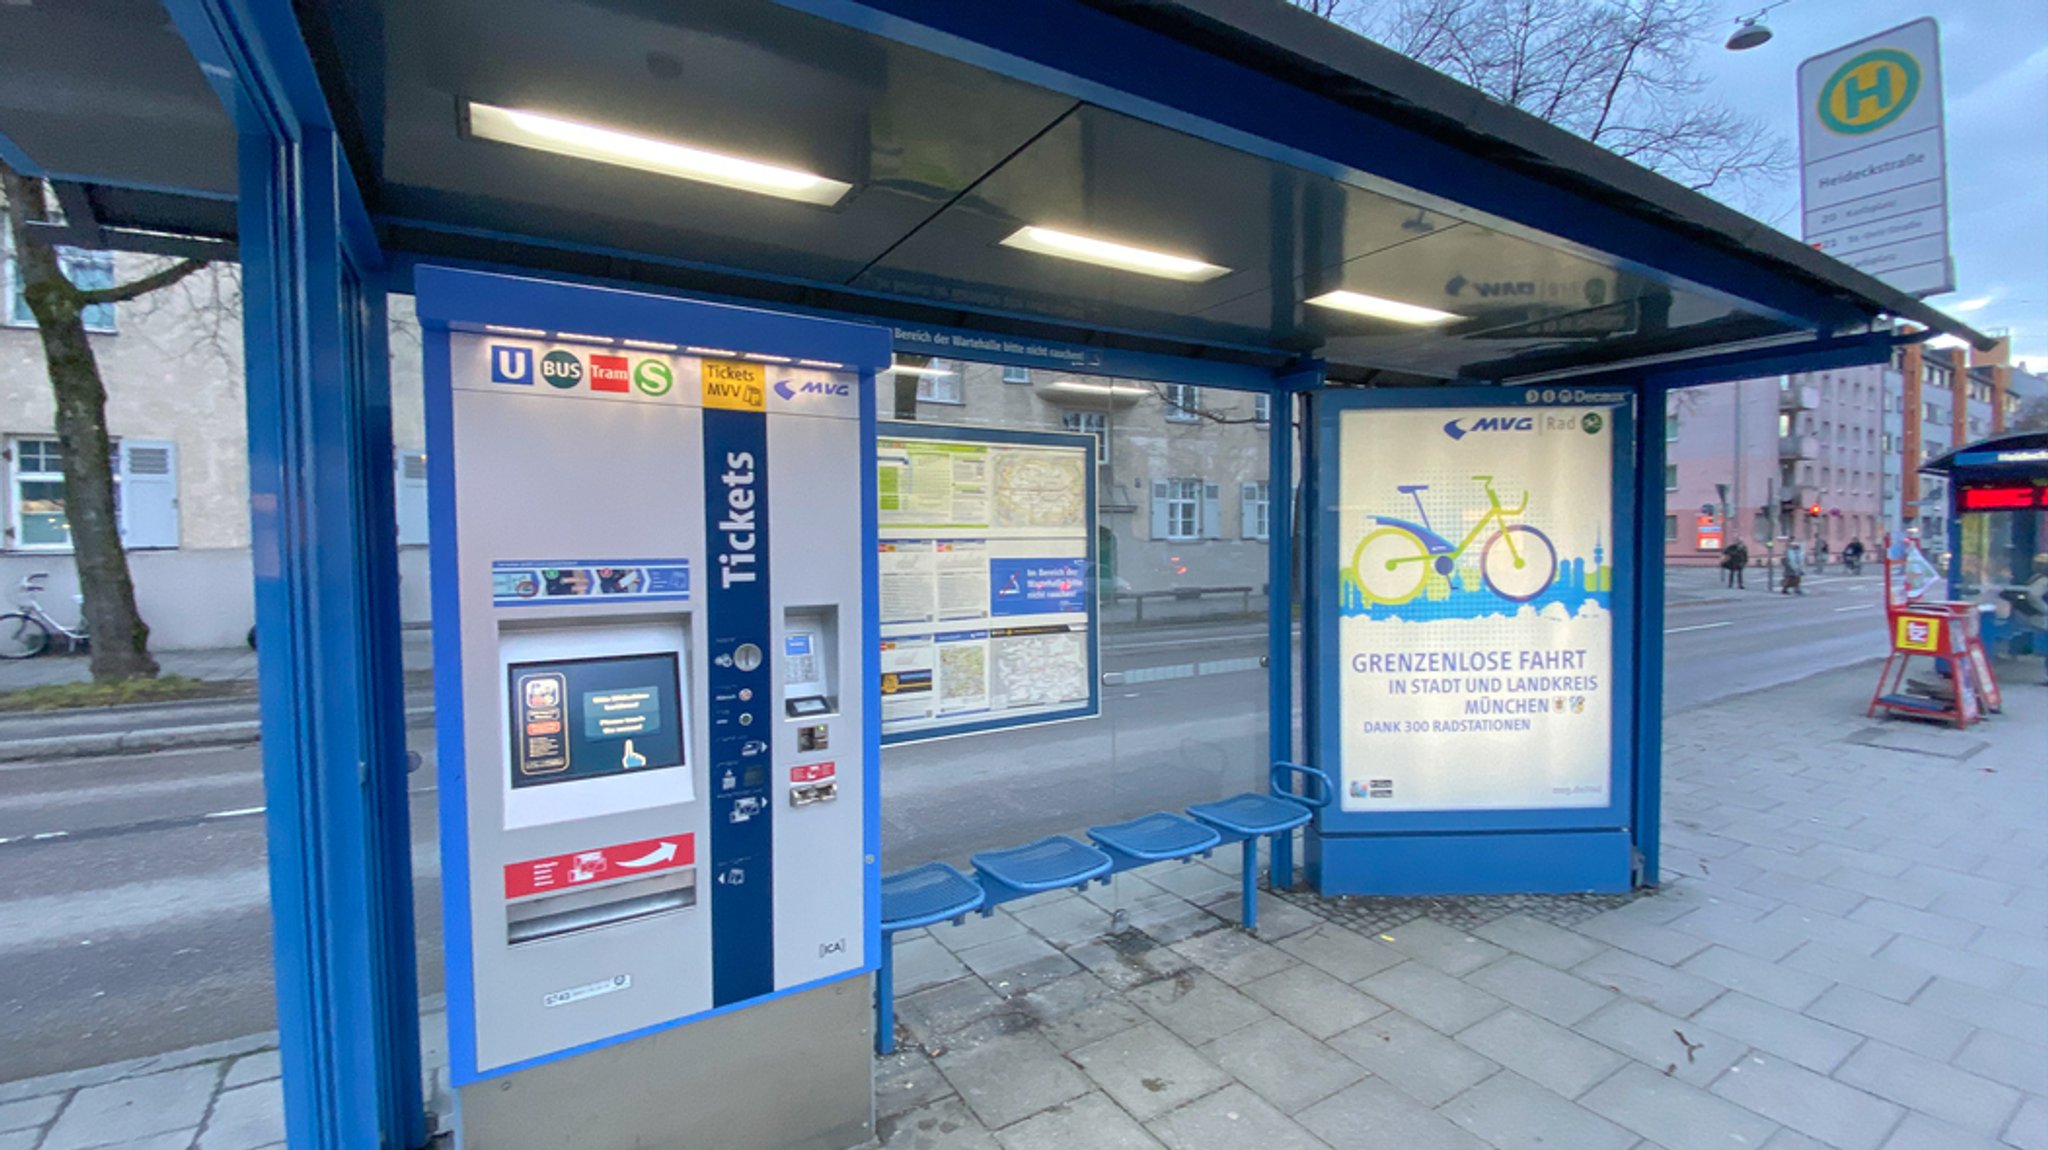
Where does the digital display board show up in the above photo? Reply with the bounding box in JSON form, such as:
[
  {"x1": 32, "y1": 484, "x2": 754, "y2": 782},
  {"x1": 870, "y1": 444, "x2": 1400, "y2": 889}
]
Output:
[
  {"x1": 1958, "y1": 482, "x2": 2048, "y2": 512},
  {"x1": 508, "y1": 652, "x2": 684, "y2": 788}
]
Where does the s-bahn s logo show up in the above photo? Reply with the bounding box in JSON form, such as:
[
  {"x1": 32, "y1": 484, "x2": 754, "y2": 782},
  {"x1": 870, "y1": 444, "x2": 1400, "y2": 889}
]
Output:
[
  {"x1": 1819, "y1": 48, "x2": 1920, "y2": 135},
  {"x1": 1442, "y1": 415, "x2": 1534, "y2": 441},
  {"x1": 489, "y1": 345, "x2": 533, "y2": 385}
]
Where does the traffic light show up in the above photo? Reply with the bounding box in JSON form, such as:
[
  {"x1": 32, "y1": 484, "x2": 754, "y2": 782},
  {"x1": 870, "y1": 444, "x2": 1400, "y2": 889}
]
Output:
[{"x1": 1807, "y1": 504, "x2": 1823, "y2": 518}]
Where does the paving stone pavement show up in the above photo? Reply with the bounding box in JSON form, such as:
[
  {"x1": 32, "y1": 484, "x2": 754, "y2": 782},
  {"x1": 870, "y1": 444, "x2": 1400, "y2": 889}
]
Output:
[{"x1": 3, "y1": 660, "x2": 2043, "y2": 1148}]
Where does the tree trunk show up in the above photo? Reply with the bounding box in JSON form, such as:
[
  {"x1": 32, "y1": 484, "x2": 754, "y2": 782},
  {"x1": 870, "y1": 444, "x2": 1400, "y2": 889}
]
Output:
[{"x1": 1, "y1": 168, "x2": 159, "y2": 680}]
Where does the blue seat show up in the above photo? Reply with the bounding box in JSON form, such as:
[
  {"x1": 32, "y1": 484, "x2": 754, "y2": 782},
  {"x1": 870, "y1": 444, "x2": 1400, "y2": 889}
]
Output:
[
  {"x1": 1187, "y1": 762, "x2": 1334, "y2": 934},
  {"x1": 876, "y1": 863, "x2": 987, "y2": 1057},
  {"x1": 971, "y1": 835, "x2": 1112, "y2": 897},
  {"x1": 1088, "y1": 812, "x2": 1221, "y2": 864},
  {"x1": 1187, "y1": 793, "x2": 1313, "y2": 839},
  {"x1": 880, "y1": 862, "x2": 986, "y2": 932}
]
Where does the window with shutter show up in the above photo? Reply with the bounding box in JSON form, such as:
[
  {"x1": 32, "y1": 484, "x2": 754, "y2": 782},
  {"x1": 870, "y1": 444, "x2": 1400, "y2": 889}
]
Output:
[
  {"x1": 1240, "y1": 482, "x2": 1269, "y2": 540},
  {"x1": 1201, "y1": 482, "x2": 1221, "y2": 540}
]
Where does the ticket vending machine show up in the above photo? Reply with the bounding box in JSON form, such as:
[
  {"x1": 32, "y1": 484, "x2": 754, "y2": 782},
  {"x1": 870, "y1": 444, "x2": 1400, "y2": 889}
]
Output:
[{"x1": 418, "y1": 268, "x2": 889, "y2": 1149}]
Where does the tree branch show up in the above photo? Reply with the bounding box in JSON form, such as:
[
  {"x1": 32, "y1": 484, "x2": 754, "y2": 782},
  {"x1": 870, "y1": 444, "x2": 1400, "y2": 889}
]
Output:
[{"x1": 78, "y1": 258, "x2": 207, "y2": 305}]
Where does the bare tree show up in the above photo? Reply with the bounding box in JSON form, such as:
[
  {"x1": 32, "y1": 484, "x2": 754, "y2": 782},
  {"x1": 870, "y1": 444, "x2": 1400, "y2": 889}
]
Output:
[
  {"x1": 2012, "y1": 395, "x2": 2048, "y2": 434},
  {"x1": 1, "y1": 161, "x2": 205, "y2": 681},
  {"x1": 1315, "y1": 0, "x2": 1791, "y2": 207}
]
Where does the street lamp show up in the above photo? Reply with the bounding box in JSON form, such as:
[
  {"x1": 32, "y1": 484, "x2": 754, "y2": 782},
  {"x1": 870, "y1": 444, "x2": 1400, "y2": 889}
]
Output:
[{"x1": 1725, "y1": 2, "x2": 1791, "y2": 51}]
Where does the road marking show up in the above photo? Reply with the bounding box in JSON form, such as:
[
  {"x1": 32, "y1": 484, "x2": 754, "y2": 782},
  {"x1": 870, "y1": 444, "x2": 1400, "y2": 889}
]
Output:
[
  {"x1": 1833, "y1": 604, "x2": 1875, "y2": 613},
  {"x1": 203, "y1": 806, "x2": 266, "y2": 820},
  {"x1": 30, "y1": 831, "x2": 68, "y2": 840},
  {"x1": 1664, "y1": 621, "x2": 1733, "y2": 635}
]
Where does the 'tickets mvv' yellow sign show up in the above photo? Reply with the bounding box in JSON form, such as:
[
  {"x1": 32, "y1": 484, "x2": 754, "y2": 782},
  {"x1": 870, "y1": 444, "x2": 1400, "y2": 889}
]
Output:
[{"x1": 701, "y1": 360, "x2": 766, "y2": 412}]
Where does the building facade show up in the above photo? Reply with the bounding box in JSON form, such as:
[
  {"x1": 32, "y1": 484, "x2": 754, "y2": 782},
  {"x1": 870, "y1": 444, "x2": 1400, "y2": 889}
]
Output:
[
  {"x1": 0, "y1": 232, "x2": 1269, "y2": 648},
  {"x1": 0, "y1": 233, "x2": 431, "y2": 649},
  {"x1": 1663, "y1": 329, "x2": 2041, "y2": 566}
]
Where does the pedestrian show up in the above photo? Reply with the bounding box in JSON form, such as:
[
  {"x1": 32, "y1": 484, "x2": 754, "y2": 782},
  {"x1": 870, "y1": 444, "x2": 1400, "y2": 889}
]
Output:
[
  {"x1": 1782, "y1": 541, "x2": 1805, "y2": 595},
  {"x1": 1843, "y1": 537, "x2": 1865, "y2": 574},
  {"x1": 1731, "y1": 539, "x2": 1748, "y2": 589},
  {"x1": 1720, "y1": 540, "x2": 1743, "y2": 588},
  {"x1": 1815, "y1": 537, "x2": 1830, "y2": 571}
]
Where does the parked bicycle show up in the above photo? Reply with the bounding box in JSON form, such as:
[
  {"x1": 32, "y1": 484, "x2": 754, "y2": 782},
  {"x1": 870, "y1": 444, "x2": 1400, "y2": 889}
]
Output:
[
  {"x1": 1348, "y1": 475, "x2": 1559, "y2": 605},
  {"x1": 0, "y1": 574, "x2": 90, "y2": 659}
]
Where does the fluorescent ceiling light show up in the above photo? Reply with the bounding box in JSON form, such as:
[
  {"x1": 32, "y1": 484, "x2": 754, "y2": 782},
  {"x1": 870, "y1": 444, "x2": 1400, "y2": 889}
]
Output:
[
  {"x1": 1042, "y1": 380, "x2": 1153, "y2": 400},
  {"x1": 554, "y1": 331, "x2": 616, "y2": 345},
  {"x1": 889, "y1": 361, "x2": 956, "y2": 377},
  {"x1": 797, "y1": 359, "x2": 845, "y2": 369},
  {"x1": 622, "y1": 338, "x2": 680, "y2": 351},
  {"x1": 1000, "y1": 226, "x2": 1229, "y2": 283},
  {"x1": 484, "y1": 324, "x2": 546, "y2": 337},
  {"x1": 1305, "y1": 290, "x2": 1462, "y2": 326},
  {"x1": 686, "y1": 346, "x2": 738, "y2": 358},
  {"x1": 742, "y1": 353, "x2": 793, "y2": 364},
  {"x1": 467, "y1": 102, "x2": 852, "y2": 207}
]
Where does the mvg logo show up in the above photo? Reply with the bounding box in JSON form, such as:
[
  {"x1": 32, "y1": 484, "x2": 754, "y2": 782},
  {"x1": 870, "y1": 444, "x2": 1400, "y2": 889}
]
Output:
[
  {"x1": 772, "y1": 379, "x2": 853, "y2": 401},
  {"x1": 1442, "y1": 415, "x2": 1534, "y2": 440},
  {"x1": 489, "y1": 345, "x2": 533, "y2": 385}
]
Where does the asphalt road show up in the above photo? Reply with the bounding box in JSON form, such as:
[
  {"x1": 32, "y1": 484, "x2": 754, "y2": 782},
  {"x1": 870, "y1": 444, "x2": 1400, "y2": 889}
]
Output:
[{"x1": 0, "y1": 575, "x2": 1891, "y2": 1082}]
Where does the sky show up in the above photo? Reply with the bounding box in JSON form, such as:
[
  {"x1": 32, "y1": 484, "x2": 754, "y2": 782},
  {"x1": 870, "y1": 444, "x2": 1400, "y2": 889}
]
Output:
[{"x1": 1692, "y1": 0, "x2": 2048, "y2": 370}]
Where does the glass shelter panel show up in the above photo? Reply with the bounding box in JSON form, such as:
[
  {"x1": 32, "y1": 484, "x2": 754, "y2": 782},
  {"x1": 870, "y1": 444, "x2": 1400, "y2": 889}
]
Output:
[{"x1": 875, "y1": 362, "x2": 1272, "y2": 874}]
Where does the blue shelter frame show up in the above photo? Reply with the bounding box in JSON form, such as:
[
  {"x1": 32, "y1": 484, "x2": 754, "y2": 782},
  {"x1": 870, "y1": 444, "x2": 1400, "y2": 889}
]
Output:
[{"x1": 0, "y1": 2, "x2": 1973, "y2": 1146}]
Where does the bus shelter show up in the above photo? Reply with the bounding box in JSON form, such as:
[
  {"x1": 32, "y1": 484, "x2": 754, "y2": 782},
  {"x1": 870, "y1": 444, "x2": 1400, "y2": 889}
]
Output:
[
  {"x1": 0, "y1": 1, "x2": 1992, "y2": 1147},
  {"x1": 1925, "y1": 431, "x2": 2048, "y2": 670}
]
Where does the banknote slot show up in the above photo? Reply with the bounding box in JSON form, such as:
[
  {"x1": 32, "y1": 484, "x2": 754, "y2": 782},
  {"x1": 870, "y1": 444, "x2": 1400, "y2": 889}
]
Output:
[{"x1": 506, "y1": 869, "x2": 696, "y2": 946}]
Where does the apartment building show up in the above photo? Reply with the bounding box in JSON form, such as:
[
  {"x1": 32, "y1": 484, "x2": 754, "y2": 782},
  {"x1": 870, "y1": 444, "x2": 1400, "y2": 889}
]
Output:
[{"x1": 1663, "y1": 330, "x2": 2042, "y2": 564}]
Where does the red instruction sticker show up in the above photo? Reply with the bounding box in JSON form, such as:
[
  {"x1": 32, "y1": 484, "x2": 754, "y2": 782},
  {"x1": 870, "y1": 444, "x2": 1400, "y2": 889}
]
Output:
[
  {"x1": 504, "y1": 833, "x2": 694, "y2": 899},
  {"x1": 790, "y1": 761, "x2": 836, "y2": 783}
]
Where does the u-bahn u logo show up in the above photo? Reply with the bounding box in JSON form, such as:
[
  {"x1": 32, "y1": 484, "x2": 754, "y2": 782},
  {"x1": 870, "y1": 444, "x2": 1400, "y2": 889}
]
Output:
[{"x1": 1818, "y1": 48, "x2": 1920, "y2": 135}]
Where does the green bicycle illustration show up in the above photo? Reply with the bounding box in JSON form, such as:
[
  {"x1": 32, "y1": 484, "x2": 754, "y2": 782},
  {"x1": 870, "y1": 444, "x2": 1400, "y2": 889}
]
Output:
[{"x1": 1347, "y1": 475, "x2": 1558, "y2": 605}]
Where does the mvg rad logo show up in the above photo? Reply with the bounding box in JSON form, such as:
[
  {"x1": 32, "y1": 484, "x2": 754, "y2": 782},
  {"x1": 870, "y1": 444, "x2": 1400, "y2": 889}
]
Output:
[{"x1": 701, "y1": 361, "x2": 767, "y2": 412}]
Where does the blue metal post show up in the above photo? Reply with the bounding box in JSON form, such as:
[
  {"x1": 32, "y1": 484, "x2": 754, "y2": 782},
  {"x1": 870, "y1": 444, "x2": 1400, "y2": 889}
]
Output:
[
  {"x1": 875, "y1": 938, "x2": 897, "y2": 1056},
  {"x1": 238, "y1": 122, "x2": 424, "y2": 1150},
  {"x1": 1241, "y1": 840, "x2": 1259, "y2": 932},
  {"x1": 1267, "y1": 362, "x2": 1318, "y2": 889},
  {"x1": 1631, "y1": 382, "x2": 1669, "y2": 887}
]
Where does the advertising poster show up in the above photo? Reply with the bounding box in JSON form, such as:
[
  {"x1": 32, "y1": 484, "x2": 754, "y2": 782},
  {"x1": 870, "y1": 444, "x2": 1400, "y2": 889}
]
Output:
[
  {"x1": 876, "y1": 426, "x2": 1097, "y2": 741},
  {"x1": 1337, "y1": 405, "x2": 1616, "y2": 812}
]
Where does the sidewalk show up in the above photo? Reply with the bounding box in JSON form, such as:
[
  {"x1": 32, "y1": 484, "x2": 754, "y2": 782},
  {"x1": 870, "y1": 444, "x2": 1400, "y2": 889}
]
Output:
[
  {"x1": 1, "y1": 659, "x2": 2041, "y2": 1150},
  {"x1": 0, "y1": 630, "x2": 433, "y2": 693},
  {"x1": 0, "y1": 631, "x2": 436, "y2": 761},
  {"x1": 1664, "y1": 560, "x2": 1880, "y2": 605}
]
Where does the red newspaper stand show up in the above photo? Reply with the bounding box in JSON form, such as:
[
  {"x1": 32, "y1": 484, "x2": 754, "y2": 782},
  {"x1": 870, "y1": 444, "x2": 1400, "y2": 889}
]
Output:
[{"x1": 1869, "y1": 537, "x2": 2001, "y2": 727}]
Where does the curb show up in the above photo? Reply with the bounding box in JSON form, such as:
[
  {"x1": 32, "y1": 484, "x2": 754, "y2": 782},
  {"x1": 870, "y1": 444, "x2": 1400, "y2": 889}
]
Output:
[{"x1": 0, "y1": 706, "x2": 435, "y2": 763}]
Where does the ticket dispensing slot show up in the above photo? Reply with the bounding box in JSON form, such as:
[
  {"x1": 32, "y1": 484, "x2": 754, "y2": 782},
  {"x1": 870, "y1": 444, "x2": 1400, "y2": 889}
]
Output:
[{"x1": 507, "y1": 870, "x2": 697, "y2": 946}]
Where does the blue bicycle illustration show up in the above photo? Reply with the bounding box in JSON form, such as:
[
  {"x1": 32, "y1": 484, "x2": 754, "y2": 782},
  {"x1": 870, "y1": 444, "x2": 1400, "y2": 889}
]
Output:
[{"x1": 1347, "y1": 476, "x2": 1558, "y2": 605}]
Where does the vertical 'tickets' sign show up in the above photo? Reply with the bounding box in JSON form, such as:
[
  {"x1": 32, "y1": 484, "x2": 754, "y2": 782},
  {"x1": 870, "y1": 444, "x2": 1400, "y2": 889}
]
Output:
[{"x1": 701, "y1": 358, "x2": 773, "y2": 1005}]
